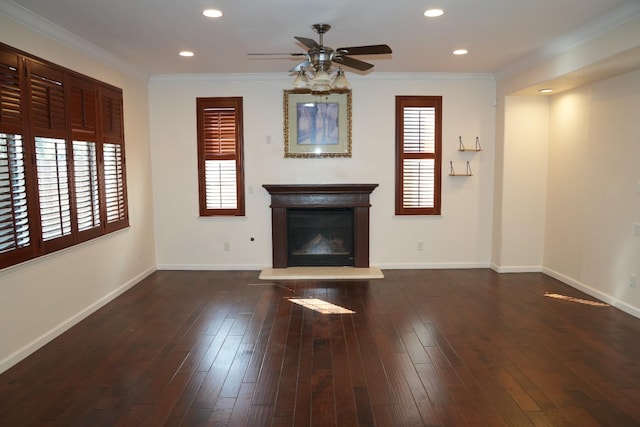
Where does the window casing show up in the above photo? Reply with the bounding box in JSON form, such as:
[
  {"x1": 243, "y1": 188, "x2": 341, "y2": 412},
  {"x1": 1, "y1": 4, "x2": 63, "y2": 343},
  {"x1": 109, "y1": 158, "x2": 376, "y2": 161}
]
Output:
[
  {"x1": 196, "y1": 97, "x2": 245, "y2": 216},
  {"x1": 0, "y1": 42, "x2": 128, "y2": 269},
  {"x1": 395, "y1": 96, "x2": 442, "y2": 215}
]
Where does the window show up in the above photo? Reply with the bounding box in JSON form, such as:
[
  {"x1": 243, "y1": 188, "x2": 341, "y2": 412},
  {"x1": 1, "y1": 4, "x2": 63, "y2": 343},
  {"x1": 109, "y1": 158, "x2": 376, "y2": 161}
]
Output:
[
  {"x1": 0, "y1": 42, "x2": 128, "y2": 269},
  {"x1": 395, "y1": 96, "x2": 442, "y2": 215},
  {"x1": 196, "y1": 97, "x2": 245, "y2": 216}
]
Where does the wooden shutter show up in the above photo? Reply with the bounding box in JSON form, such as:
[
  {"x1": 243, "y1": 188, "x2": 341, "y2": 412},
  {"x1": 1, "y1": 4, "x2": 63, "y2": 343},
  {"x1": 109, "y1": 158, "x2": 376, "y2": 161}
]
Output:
[
  {"x1": 69, "y1": 78, "x2": 97, "y2": 139},
  {"x1": 73, "y1": 141, "x2": 100, "y2": 233},
  {"x1": 395, "y1": 96, "x2": 442, "y2": 215},
  {"x1": 0, "y1": 43, "x2": 130, "y2": 269},
  {"x1": 103, "y1": 142, "x2": 126, "y2": 224},
  {"x1": 68, "y1": 76, "x2": 100, "y2": 239},
  {"x1": 0, "y1": 134, "x2": 30, "y2": 254},
  {"x1": 197, "y1": 97, "x2": 245, "y2": 216},
  {"x1": 27, "y1": 61, "x2": 67, "y2": 138},
  {"x1": 35, "y1": 136, "x2": 72, "y2": 243},
  {"x1": 0, "y1": 52, "x2": 31, "y2": 261},
  {"x1": 0, "y1": 50, "x2": 23, "y2": 134},
  {"x1": 99, "y1": 87, "x2": 127, "y2": 230}
]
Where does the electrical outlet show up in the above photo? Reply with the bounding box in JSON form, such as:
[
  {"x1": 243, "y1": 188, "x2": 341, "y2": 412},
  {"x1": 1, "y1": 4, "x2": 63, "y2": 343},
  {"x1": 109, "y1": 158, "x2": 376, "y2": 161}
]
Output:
[
  {"x1": 630, "y1": 275, "x2": 637, "y2": 288},
  {"x1": 634, "y1": 223, "x2": 640, "y2": 236},
  {"x1": 224, "y1": 242, "x2": 230, "y2": 252},
  {"x1": 417, "y1": 241, "x2": 424, "y2": 251}
]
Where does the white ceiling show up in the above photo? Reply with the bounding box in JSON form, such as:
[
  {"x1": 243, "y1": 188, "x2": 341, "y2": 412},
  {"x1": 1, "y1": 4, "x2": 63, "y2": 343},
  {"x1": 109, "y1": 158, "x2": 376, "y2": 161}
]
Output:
[{"x1": 2, "y1": 0, "x2": 637, "y2": 77}]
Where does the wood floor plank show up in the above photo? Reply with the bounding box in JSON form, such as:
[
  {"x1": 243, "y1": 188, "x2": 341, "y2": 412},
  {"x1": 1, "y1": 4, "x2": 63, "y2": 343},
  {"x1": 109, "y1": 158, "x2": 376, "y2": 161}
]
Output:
[{"x1": 1, "y1": 269, "x2": 640, "y2": 426}]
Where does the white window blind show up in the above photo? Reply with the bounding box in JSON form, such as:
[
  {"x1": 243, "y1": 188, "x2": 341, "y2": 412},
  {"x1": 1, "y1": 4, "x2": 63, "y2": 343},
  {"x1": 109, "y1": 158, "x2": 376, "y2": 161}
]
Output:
[
  {"x1": 0, "y1": 133, "x2": 30, "y2": 253},
  {"x1": 73, "y1": 141, "x2": 100, "y2": 231},
  {"x1": 35, "y1": 136, "x2": 71, "y2": 241}
]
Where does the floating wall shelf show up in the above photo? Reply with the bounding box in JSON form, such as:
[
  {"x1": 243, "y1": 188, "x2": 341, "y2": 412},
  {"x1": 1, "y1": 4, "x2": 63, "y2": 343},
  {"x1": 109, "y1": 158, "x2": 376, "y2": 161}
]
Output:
[
  {"x1": 458, "y1": 136, "x2": 482, "y2": 152},
  {"x1": 449, "y1": 160, "x2": 472, "y2": 176}
]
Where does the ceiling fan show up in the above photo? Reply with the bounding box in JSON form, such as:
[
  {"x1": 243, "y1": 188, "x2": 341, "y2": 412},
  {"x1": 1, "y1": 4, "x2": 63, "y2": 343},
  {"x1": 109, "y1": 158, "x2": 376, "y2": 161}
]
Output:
[{"x1": 249, "y1": 23, "x2": 392, "y2": 73}]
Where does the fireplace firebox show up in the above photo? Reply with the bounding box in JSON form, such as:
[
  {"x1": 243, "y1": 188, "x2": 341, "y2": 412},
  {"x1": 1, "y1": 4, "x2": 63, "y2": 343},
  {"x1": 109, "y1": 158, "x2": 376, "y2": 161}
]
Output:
[
  {"x1": 263, "y1": 184, "x2": 378, "y2": 268},
  {"x1": 287, "y1": 208, "x2": 354, "y2": 266}
]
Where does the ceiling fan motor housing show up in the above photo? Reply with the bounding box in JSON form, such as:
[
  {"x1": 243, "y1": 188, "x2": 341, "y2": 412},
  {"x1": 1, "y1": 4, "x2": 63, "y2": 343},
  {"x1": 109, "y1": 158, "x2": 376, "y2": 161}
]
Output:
[{"x1": 307, "y1": 47, "x2": 334, "y2": 72}]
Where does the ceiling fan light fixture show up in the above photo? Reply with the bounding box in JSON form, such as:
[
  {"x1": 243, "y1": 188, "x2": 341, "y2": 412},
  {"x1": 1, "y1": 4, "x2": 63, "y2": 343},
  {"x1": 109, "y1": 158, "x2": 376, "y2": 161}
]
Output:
[
  {"x1": 293, "y1": 70, "x2": 309, "y2": 88},
  {"x1": 331, "y1": 67, "x2": 350, "y2": 89},
  {"x1": 310, "y1": 70, "x2": 333, "y2": 91}
]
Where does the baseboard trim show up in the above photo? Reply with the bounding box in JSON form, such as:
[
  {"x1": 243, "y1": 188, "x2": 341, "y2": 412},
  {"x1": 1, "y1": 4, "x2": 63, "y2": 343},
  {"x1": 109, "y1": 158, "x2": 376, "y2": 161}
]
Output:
[
  {"x1": 157, "y1": 263, "x2": 267, "y2": 271},
  {"x1": 0, "y1": 266, "x2": 156, "y2": 375},
  {"x1": 375, "y1": 262, "x2": 491, "y2": 270},
  {"x1": 543, "y1": 267, "x2": 640, "y2": 319}
]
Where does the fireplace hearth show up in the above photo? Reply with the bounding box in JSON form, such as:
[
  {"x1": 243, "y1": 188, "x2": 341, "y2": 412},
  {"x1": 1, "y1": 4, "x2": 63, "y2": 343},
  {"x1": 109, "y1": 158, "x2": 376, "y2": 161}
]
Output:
[{"x1": 263, "y1": 184, "x2": 378, "y2": 268}]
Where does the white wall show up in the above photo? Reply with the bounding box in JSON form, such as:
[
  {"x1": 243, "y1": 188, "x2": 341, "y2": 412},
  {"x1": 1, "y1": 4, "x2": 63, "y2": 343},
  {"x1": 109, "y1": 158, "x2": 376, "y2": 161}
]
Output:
[
  {"x1": 543, "y1": 69, "x2": 640, "y2": 316},
  {"x1": 149, "y1": 74, "x2": 496, "y2": 269},
  {"x1": 493, "y1": 96, "x2": 549, "y2": 271},
  {"x1": 0, "y1": 15, "x2": 156, "y2": 372}
]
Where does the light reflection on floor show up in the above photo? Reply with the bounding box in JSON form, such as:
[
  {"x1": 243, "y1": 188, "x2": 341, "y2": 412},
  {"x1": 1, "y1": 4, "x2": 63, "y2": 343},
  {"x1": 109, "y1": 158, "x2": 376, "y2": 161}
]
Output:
[
  {"x1": 288, "y1": 298, "x2": 355, "y2": 314},
  {"x1": 544, "y1": 292, "x2": 609, "y2": 307}
]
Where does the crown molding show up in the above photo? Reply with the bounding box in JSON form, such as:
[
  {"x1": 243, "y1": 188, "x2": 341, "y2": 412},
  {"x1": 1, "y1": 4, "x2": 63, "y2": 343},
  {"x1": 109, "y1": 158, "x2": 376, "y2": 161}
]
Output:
[
  {"x1": 0, "y1": 0, "x2": 148, "y2": 80},
  {"x1": 496, "y1": 0, "x2": 640, "y2": 81}
]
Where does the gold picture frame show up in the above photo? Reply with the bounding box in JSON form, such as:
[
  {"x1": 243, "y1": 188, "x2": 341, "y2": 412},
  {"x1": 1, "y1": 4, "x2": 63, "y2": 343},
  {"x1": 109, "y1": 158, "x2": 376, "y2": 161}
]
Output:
[{"x1": 283, "y1": 89, "x2": 352, "y2": 158}]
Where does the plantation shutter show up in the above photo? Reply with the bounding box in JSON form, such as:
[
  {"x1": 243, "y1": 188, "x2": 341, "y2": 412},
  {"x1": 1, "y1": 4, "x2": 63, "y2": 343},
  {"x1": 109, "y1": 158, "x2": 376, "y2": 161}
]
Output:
[
  {"x1": 0, "y1": 42, "x2": 131, "y2": 269},
  {"x1": 395, "y1": 96, "x2": 442, "y2": 215},
  {"x1": 26, "y1": 61, "x2": 75, "y2": 250},
  {"x1": 0, "y1": 51, "x2": 32, "y2": 263},
  {"x1": 99, "y1": 87, "x2": 128, "y2": 231},
  {"x1": 0, "y1": 134, "x2": 30, "y2": 254},
  {"x1": 197, "y1": 97, "x2": 245, "y2": 216},
  {"x1": 0, "y1": 50, "x2": 23, "y2": 135},
  {"x1": 28, "y1": 61, "x2": 67, "y2": 137},
  {"x1": 69, "y1": 77, "x2": 101, "y2": 239},
  {"x1": 35, "y1": 136, "x2": 71, "y2": 242}
]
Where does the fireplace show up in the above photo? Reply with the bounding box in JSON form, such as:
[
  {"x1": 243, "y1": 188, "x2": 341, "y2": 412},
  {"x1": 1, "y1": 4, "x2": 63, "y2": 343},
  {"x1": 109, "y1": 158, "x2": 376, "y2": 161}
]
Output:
[{"x1": 263, "y1": 184, "x2": 378, "y2": 268}]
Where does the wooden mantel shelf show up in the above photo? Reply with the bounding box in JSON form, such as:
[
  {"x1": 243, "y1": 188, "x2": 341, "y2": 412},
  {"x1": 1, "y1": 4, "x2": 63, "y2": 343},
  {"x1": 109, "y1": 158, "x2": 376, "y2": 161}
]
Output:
[
  {"x1": 263, "y1": 184, "x2": 378, "y2": 208},
  {"x1": 263, "y1": 184, "x2": 378, "y2": 268}
]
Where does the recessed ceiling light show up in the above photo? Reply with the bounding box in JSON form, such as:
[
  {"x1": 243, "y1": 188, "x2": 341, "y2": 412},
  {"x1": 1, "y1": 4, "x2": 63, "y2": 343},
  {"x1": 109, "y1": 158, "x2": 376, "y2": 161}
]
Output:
[
  {"x1": 179, "y1": 51, "x2": 194, "y2": 57},
  {"x1": 424, "y1": 8, "x2": 444, "y2": 17},
  {"x1": 453, "y1": 49, "x2": 468, "y2": 55},
  {"x1": 539, "y1": 88, "x2": 553, "y2": 93},
  {"x1": 202, "y1": 9, "x2": 223, "y2": 18}
]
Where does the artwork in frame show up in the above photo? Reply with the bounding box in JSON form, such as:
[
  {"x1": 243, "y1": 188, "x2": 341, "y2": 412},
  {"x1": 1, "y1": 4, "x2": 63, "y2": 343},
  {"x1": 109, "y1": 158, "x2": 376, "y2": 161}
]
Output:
[{"x1": 283, "y1": 89, "x2": 352, "y2": 158}]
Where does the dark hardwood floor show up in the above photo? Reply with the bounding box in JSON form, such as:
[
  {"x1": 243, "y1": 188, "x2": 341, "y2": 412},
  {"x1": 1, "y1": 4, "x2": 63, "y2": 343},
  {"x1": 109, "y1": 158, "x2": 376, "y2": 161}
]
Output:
[{"x1": 1, "y1": 269, "x2": 640, "y2": 426}]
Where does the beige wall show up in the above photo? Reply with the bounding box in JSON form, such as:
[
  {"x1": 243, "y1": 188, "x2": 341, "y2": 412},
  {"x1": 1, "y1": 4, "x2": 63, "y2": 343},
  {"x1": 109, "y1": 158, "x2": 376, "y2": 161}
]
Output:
[
  {"x1": 0, "y1": 15, "x2": 156, "y2": 372},
  {"x1": 493, "y1": 12, "x2": 640, "y2": 315},
  {"x1": 494, "y1": 96, "x2": 549, "y2": 271},
  {"x1": 149, "y1": 74, "x2": 496, "y2": 270},
  {"x1": 544, "y1": 69, "x2": 640, "y2": 316}
]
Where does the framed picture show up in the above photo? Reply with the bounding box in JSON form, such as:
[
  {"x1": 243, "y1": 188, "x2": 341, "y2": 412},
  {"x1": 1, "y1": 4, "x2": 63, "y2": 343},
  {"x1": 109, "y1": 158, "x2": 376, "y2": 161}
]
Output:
[{"x1": 284, "y1": 89, "x2": 352, "y2": 158}]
